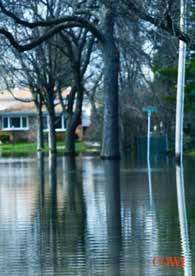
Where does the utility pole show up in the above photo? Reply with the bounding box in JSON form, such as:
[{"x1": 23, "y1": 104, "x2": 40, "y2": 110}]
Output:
[{"x1": 175, "y1": 0, "x2": 187, "y2": 164}]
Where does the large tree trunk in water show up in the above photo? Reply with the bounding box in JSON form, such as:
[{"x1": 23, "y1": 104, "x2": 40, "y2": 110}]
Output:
[
  {"x1": 66, "y1": 124, "x2": 76, "y2": 156},
  {"x1": 36, "y1": 104, "x2": 44, "y2": 153},
  {"x1": 101, "y1": 8, "x2": 120, "y2": 159}
]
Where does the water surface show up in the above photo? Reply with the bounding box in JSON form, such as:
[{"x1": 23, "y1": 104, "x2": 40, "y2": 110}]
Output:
[{"x1": 0, "y1": 156, "x2": 194, "y2": 275}]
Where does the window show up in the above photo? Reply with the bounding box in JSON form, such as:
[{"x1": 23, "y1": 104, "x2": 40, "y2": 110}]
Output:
[
  {"x1": 22, "y1": 117, "x2": 27, "y2": 128},
  {"x1": 2, "y1": 116, "x2": 29, "y2": 130},
  {"x1": 55, "y1": 115, "x2": 66, "y2": 131},
  {"x1": 10, "y1": 117, "x2": 20, "y2": 128},
  {"x1": 3, "y1": 117, "x2": 8, "y2": 128},
  {"x1": 43, "y1": 115, "x2": 48, "y2": 130},
  {"x1": 43, "y1": 115, "x2": 66, "y2": 131}
]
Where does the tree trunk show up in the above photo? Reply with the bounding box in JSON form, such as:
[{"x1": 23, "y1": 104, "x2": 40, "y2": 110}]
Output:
[
  {"x1": 101, "y1": 8, "x2": 120, "y2": 159},
  {"x1": 66, "y1": 124, "x2": 76, "y2": 156},
  {"x1": 36, "y1": 104, "x2": 44, "y2": 153},
  {"x1": 65, "y1": 78, "x2": 84, "y2": 156},
  {"x1": 48, "y1": 108, "x2": 57, "y2": 155}
]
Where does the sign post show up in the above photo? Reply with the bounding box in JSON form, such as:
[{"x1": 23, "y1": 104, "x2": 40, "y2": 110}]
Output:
[{"x1": 142, "y1": 106, "x2": 157, "y2": 164}]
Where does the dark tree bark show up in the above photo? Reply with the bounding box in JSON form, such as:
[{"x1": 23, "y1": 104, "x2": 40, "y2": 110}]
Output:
[
  {"x1": 101, "y1": 8, "x2": 120, "y2": 159},
  {"x1": 66, "y1": 125, "x2": 76, "y2": 156},
  {"x1": 66, "y1": 82, "x2": 84, "y2": 156},
  {"x1": 36, "y1": 100, "x2": 44, "y2": 153},
  {"x1": 48, "y1": 116, "x2": 56, "y2": 155},
  {"x1": 48, "y1": 101, "x2": 57, "y2": 155}
]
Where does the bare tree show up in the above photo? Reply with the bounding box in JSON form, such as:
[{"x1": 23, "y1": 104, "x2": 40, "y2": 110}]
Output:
[{"x1": 59, "y1": 28, "x2": 95, "y2": 156}]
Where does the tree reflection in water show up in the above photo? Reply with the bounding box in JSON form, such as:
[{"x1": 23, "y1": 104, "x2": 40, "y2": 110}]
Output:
[
  {"x1": 35, "y1": 156, "x2": 87, "y2": 275},
  {"x1": 103, "y1": 160, "x2": 122, "y2": 276},
  {"x1": 0, "y1": 156, "x2": 194, "y2": 275},
  {"x1": 81, "y1": 159, "x2": 122, "y2": 276},
  {"x1": 37, "y1": 152, "x2": 45, "y2": 208},
  {"x1": 49, "y1": 153, "x2": 57, "y2": 187}
]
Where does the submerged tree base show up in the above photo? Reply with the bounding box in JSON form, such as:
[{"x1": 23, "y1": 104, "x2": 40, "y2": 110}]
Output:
[
  {"x1": 64, "y1": 152, "x2": 77, "y2": 157},
  {"x1": 176, "y1": 154, "x2": 182, "y2": 165},
  {"x1": 101, "y1": 155, "x2": 120, "y2": 160}
]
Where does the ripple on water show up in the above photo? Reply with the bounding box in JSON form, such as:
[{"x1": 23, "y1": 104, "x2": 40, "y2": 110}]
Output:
[{"x1": 0, "y1": 156, "x2": 194, "y2": 275}]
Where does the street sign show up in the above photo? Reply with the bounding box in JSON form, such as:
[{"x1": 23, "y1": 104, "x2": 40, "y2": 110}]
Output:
[{"x1": 142, "y1": 106, "x2": 157, "y2": 113}]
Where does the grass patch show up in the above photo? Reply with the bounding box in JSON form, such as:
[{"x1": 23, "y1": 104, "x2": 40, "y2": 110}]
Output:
[
  {"x1": 0, "y1": 141, "x2": 100, "y2": 156},
  {"x1": 56, "y1": 141, "x2": 87, "y2": 153},
  {"x1": 0, "y1": 143, "x2": 36, "y2": 155}
]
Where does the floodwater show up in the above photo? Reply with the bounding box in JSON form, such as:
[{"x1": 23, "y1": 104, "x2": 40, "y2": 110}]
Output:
[{"x1": 0, "y1": 155, "x2": 194, "y2": 276}]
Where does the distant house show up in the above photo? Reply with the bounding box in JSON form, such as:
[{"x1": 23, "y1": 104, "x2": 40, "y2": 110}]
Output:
[{"x1": 0, "y1": 87, "x2": 91, "y2": 142}]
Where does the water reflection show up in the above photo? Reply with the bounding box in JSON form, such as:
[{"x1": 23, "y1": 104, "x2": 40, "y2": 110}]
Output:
[
  {"x1": 82, "y1": 159, "x2": 122, "y2": 275},
  {"x1": 0, "y1": 158, "x2": 37, "y2": 275},
  {"x1": 48, "y1": 153, "x2": 57, "y2": 187},
  {"x1": 176, "y1": 165, "x2": 192, "y2": 275},
  {"x1": 147, "y1": 157, "x2": 153, "y2": 209},
  {"x1": 39, "y1": 156, "x2": 86, "y2": 275},
  {"x1": 103, "y1": 160, "x2": 121, "y2": 275},
  {"x1": 120, "y1": 159, "x2": 159, "y2": 275},
  {"x1": 37, "y1": 152, "x2": 45, "y2": 208},
  {"x1": 0, "y1": 156, "x2": 194, "y2": 275}
]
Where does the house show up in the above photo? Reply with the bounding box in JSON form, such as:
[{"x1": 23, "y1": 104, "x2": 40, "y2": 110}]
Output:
[{"x1": 0, "y1": 87, "x2": 91, "y2": 142}]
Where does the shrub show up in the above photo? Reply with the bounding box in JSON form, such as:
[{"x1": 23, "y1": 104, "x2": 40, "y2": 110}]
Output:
[{"x1": 0, "y1": 133, "x2": 11, "y2": 143}]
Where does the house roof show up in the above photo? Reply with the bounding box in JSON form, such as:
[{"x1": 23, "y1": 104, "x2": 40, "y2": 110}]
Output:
[
  {"x1": 0, "y1": 87, "x2": 71, "y2": 114},
  {"x1": 0, "y1": 87, "x2": 32, "y2": 101}
]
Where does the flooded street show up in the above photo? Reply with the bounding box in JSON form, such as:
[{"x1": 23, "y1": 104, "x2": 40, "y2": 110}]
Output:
[{"x1": 0, "y1": 156, "x2": 194, "y2": 275}]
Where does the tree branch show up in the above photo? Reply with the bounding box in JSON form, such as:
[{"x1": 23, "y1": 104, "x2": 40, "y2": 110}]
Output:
[
  {"x1": 0, "y1": 21, "x2": 103, "y2": 52},
  {"x1": 123, "y1": 1, "x2": 193, "y2": 47},
  {"x1": 0, "y1": 1, "x2": 103, "y2": 41}
]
